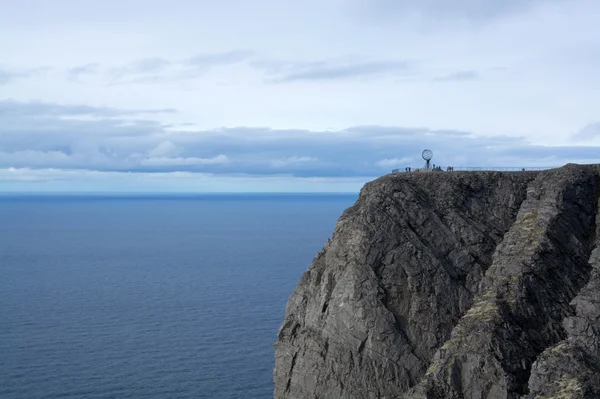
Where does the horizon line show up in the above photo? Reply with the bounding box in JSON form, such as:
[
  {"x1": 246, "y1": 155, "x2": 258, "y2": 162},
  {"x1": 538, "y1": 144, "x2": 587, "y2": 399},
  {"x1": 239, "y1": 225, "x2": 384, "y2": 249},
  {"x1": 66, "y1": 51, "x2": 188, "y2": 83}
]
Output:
[{"x1": 0, "y1": 191, "x2": 360, "y2": 196}]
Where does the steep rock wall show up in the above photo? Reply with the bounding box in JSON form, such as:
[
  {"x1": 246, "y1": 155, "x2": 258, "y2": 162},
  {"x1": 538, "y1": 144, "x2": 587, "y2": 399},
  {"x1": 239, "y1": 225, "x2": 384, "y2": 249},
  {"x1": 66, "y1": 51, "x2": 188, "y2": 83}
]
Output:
[
  {"x1": 409, "y1": 164, "x2": 600, "y2": 398},
  {"x1": 528, "y1": 221, "x2": 600, "y2": 398},
  {"x1": 274, "y1": 171, "x2": 537, "y2": 398},
  {"x1": 275, "y1": 164, "x2": 600, "y2": 398}
]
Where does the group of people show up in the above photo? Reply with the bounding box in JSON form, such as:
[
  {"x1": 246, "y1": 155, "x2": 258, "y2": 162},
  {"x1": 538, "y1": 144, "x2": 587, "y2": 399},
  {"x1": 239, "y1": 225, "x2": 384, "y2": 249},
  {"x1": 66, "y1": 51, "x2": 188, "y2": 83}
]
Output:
[{"x1": 432, "y1": 164, "x2": 456, "y2": 171}]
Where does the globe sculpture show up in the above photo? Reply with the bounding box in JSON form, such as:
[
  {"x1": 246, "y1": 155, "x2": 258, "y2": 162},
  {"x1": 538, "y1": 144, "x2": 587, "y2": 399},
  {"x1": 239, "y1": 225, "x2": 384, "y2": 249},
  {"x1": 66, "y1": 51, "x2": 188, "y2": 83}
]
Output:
[{"x1": 422, "y1": 149, "x2": 433, "y2": 169}]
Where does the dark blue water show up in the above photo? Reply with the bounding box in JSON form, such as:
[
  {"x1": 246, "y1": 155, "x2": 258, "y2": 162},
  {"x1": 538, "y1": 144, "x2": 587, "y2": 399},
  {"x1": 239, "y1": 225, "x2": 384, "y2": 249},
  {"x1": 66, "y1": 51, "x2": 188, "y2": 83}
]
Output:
[{"x1": 0, "y1": 194, "x2": 356, "y2": 399}]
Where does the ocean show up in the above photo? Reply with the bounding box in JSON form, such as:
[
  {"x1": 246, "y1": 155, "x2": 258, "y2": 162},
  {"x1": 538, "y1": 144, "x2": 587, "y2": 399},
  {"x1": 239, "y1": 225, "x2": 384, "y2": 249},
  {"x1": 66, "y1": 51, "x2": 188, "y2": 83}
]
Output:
[{"x1": 0, "y1": 194, "x2": 357, "y2": 399}]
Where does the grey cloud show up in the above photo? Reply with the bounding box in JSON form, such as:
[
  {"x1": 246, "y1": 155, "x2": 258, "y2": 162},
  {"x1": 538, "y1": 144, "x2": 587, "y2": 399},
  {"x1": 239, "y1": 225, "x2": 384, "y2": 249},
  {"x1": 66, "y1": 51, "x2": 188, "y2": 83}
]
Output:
[
  {"x1": 106, "y1": 51, "x2": 251, "y2": 84},
  {"x1": 364, "y1": 0, "x2": 567, "y2": 21},
  {"x1": 94, "y1": 53, "x2": 412, "y2": 86},
  {"x1": 268, "y1": 60, "x2": 411, "y2": 83},
  {"x1": 67, "y1": 63, "x2": 99, "y2": 81},
  {"x1": 172, "y1": 50, "x2": 254, "y2": 81},
  {"x1": 0, "y1": 69, "x2": 27, "y2": 85},
  {"x1": 573, "y1": 123, "x2": 600, "y2": 141},
  {"x1": 132, "y1": 57, "x2": 171, "y2": 72},
  {"x1": 107, "y1": 57, "x2": 171, "y2": 84},
  {"x1": 186, "y1": 50, "x2": 253, "y2": 68},
  {"x1": 140, "y1": 154, "x2": 229, "y2": 167},
  {"x1": 1, "y1": 100, "x2": 596, "y2": 178},
  {"x1": 62, "y1": 50, "x2": 427, "y2": 86},
  {"x1": 433, "y1": 70, "x2": 481, "y2": 82},
  {"x1": 0, "y1": 100, "x2": 175, "y2": 118},
  {"x1": 250, "y1": 59, "x2": 328, "y2": 75},
  {"x1": 0, "y1": 66, "x2": 48, "y2": 85}
]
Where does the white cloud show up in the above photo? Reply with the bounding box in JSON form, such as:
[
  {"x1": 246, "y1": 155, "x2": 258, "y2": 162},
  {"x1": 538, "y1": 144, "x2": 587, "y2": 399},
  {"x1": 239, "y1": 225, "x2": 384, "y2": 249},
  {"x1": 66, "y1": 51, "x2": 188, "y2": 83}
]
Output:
[
  {"x1": 148, "y1": 141, "x2": 181, "y2": 157},
  {"x1": 270, "y1": 156, "x2": 317, "y2": 168},
  {"x1": 1, "y1": 0, "x2": 599, "y2": 191},
  {"x1": 140, "y1": 154, "x2": 229, "y2": 166},
  {"x1": 1, "y1": 0, "x2": 598, "y2": 144},
  {"x1": 1, "y1": 167, "x2": 121, "y2": 182},
  {"x1": 376, "y1": 157, "x2": 412, "y2": 168},
  {"x1": 1, "y1": 99, "x2": 597, "y2": 184}
]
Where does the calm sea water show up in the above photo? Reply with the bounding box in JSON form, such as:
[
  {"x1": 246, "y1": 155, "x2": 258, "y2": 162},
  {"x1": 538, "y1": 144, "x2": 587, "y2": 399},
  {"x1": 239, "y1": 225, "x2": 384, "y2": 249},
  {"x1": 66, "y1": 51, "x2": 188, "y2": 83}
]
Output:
[{"x1": 0, "y1": 194, "x2": 356, "y2": 399}]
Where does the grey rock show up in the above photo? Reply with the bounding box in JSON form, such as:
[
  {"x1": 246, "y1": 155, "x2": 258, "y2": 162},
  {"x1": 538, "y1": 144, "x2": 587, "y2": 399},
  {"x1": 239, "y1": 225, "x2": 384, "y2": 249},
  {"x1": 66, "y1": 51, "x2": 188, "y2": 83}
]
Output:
[
  {"x1": 528, "y1": 218, "x2": 600, "y2": 398},
  {"x1": 274, "y1": 171, "x2": 537, "y2": 398},
  {"x1": 275, "y1": 164, "x2": 600, "y2": 398},
  {"x1": 409, "y1": 164, "x2": 600, "y2": 398},
  {"x1": 527, "y1": 342, "x2": 600, "y2": 398}
]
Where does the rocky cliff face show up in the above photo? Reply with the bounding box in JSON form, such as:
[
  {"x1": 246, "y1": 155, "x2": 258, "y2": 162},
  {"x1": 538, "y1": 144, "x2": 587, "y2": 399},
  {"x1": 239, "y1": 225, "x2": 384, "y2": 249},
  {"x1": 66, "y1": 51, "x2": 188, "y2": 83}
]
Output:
[{"x1": 274, "y1": 164, "x2": 600, "y2": 398}]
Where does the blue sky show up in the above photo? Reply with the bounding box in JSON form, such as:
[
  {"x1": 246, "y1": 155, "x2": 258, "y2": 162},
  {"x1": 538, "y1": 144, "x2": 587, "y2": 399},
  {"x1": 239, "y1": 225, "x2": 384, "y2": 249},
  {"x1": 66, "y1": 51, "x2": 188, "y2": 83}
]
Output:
[{"x1": 1, "y1": 0, "x2": 599, "y2": 192}]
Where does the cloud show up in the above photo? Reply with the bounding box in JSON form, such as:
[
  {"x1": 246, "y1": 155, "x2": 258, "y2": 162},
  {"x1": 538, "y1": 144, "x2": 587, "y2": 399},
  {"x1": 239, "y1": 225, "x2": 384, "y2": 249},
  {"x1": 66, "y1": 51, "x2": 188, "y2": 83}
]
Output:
[
  {"x1": 62, "y1": 52, "x2": 493, "y2": 87},
  {"x1": 362, "y1": 0, "x2": 567, "y2": 21},
  {"x1": 105, "y1": 51, "x2": 251, "y2": 84},
  {"x1": 267, "y1": 60, "x2": 411, "y2": 83},
  {"x1": 1, "y1": 100, "x2": 598, "y2": 184},
  {"x1": 0, "y1": 69, "x2": 27, "y2": 85},
  {"x1": 573, "y1": 123, "x2": 600, "y2": 141},
  {"x1": 270, "y1": 156, "x2": 317, "y2": 168},
  {"x1": 433, "y1": 70, "x2": 481, "y2": 82},
  {"x1": 0, "y1": 150, "x2": 73, "y2": 168},
  {"x1": 131, "y1": 57, "x2": 171, "y2": 72},
  {"x1": 98, "y1": 53, "x2": 412, "y2": 85},
  {"x1": 0, "y1": 99, "x2": 175, "y2": 118},
  {"x1": 67, "y1": 63, "x2": 99, "y2": 81},
  {"x1": 140, "y1": 154, "x2": 229, "y2": 166},
  {"x1": 186, "y1": 50, "x2": 253, "y2": 68},
  {"x1": 107, "y1": 57, "x2": 171, "y2": 84},
  {"x1": 0, "y1": 66, "x2": 48, "y2": 85},
  {"x1": 148, "y1": 141, "x2": 181, "y2": 157},
  {"x1": 376, "y1": 157, "x2": 413, "y2": 167}
]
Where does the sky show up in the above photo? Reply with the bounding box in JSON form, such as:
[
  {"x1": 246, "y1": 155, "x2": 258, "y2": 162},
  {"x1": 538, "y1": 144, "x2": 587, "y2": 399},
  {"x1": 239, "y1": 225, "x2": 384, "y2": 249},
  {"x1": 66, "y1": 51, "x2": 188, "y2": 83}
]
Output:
[{"x1": 1, "y1": 0, "x2": 599, "y2": 192}]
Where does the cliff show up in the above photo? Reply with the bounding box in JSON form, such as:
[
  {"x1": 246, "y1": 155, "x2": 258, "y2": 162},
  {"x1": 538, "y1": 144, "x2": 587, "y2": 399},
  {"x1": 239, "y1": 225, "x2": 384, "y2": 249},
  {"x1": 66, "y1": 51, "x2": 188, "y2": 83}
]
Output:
[{"x1": 274, "y1": 164, "x2": 600, "y2": 398}]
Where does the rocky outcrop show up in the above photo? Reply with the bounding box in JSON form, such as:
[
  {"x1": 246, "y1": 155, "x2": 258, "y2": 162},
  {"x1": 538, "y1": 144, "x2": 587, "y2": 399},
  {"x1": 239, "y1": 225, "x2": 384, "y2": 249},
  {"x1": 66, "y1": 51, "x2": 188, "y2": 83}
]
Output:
[
  {"x1": 409, "y1": 164, "x2": 600, "y2": 398},
  {"x1": 274, "y1": 165, "x2": 600, "y2": 398},
  {"x1": 528, "y1": 235, "x2": 600, "y2": 398}
]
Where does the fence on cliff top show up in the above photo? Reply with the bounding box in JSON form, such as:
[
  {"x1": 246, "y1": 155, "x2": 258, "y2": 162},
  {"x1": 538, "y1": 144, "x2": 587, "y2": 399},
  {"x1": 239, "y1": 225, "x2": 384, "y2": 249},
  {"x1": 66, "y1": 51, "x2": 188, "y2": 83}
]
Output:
[{"x1": 391, "y1": 166, "x2": 557, "y2": 173}]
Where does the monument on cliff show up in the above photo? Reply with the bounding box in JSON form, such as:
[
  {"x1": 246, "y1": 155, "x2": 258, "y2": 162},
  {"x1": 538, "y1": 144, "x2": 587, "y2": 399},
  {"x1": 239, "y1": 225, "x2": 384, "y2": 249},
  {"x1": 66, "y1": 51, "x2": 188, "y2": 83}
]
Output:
[{"x1": 422, "y1": 149, "x2": 433, "y2": 170}]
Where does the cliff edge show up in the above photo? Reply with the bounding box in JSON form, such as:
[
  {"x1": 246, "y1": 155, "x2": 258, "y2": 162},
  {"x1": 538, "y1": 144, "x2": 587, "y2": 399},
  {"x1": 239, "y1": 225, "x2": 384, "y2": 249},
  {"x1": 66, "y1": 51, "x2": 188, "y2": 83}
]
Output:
[{"x1": 274, "y1": 164, "x2": 600, "y2": 398}]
